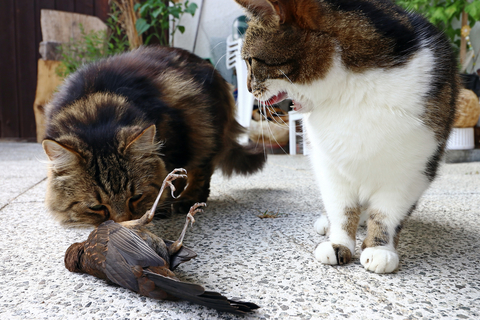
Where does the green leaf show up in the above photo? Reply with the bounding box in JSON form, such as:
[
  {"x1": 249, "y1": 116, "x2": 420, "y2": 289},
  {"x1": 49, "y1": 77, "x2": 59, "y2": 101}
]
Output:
[
  {"x1": 444, "y1": 4, "x2": 459, "y2": 20},
  {"x1": 136, "y1": 18, "x2": 150, "y2": 35},
  {"x1": 139, "y1": 4, "x2": 151, "y2": 17},
  {"x1": 178, "y1": 25, "x2": 185, "y2": 33},
  {"x1": 161, "y1": 20, "x2": 169, "y2": 30},
  {"x1": 185, "y1": 3, "x2": 198, "y2": 16},
  {"x1": 144, "y1": 34, "x2": 155, "y2": 46},
  {"x1": 431, "y1": 7, "x2": 447, "y2": 24},
  {"x1": 134, "y1": 3, "x2": 141, "y2": 11},
  {"x1": 152, "y1": 7, "x2": 163, "y2": 19},
  {"x1": 465, "y1": 1, "x2": 480, "y2": 21},
  {"x1": 169, "y1": 6, "x2": 182, "y2": 19}
]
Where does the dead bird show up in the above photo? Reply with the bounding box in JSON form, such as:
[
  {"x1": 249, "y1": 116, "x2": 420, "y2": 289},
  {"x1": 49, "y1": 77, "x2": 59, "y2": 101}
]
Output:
[{"x1": 65, "y1": 169, "x2": 259, "y2": 314}]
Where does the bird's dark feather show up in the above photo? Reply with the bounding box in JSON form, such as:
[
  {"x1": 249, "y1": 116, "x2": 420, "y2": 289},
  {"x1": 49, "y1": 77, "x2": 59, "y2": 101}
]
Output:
[
  {"x1": 105, "y1": 222, "x2": 166, "y2": 268},
  {"x1": 164, "y1": 240, "x2": 197, "y2": 270},
  {"x1": 143, "y1": 270, "x2": 259, "y2": 315},
  {"x1": 104, "y1": 245, "x2": 140, "y2": 292}
]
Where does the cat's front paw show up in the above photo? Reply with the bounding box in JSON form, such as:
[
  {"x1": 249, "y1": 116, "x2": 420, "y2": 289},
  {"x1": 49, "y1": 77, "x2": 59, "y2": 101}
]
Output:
[
  {"x1": 314, "y1": 242, "x2": 352, "y2": 265},
  {"x1": 314, "y1": 215, "x2": 329, "y2": 235},
  {"x1": 360, "y1": 247, "x2": 399, "y2": 273}
]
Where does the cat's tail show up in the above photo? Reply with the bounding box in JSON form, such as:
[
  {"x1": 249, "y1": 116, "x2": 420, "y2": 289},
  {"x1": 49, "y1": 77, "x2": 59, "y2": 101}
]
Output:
[
  {"x1": 218, "y1": 136, "x2": 266, "y2": 177},
  {"x1": 218, "y1": 121, "x2": 267, "y2": 177},
  {"x1": 213, "y1": 74, "x2": 266, "y2": 177}
]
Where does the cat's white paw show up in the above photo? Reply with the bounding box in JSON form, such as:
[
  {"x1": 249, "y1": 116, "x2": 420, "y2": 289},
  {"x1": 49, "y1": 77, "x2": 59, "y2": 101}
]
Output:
[
  {"x1": 360, "y1": 247, "x2": 399, "y2": 273},
  {"x1": 314, "y1": 215, "x2": 329, "y2": 235},
  {"x1": 314, "y1": 241, "x2": 353, "y2": 265},
  {"x1": 314, "y1": 242, "x2": 337, "y2": 264}
]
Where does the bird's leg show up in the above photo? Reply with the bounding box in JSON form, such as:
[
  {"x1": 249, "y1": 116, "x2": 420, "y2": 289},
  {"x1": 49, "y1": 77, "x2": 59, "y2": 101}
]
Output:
[
  {"x1": 123, "y1": 169, "x2": 187, "y2": 229},
  {"x1": 144, "y1": 168, "x2": 188, "y2": 223},
  {"x1": 168, "y1": 202, "x2": 206, "y2": 255}
]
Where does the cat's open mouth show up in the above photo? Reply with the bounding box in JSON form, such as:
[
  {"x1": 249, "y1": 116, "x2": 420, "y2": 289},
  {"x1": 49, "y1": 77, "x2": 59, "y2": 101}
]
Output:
[
  {"x1": 263, "y1": 92, "x2": 303, "y2": 112},
  {"x1": 264, "y1": 92, "x2": 288, "y2": 106}
]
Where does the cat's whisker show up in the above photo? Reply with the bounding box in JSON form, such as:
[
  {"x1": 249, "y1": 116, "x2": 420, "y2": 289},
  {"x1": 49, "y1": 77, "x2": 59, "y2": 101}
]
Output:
[
  {"x1": 251, "y1": 98, "x2": 266, "y2": 157},
  {"x1": 211, "y1": 40, "x2": 227, "y2": 52},
  {"x1": 253, "y1": 100, "x2": 288, "y2": 155},
  {"x1": 278, "y1": 69, "x2": 300, "y2": 92},
  {"x1": 213, "y1": 53, "x2": 227, "y2": 72},
  {"x1": 262, "y1": 109, "x2": 289, "y2": 155},
  {"x1": 264, "y1": 105, "x2": 289, "y2": 127},
  {"x1": 260, "y1": 101, "x2": 269, "y2": 158}
]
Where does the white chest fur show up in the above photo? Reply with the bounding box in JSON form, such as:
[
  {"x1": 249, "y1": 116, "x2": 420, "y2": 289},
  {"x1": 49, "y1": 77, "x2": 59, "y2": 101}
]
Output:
[
  {"x1": 280, "y1": 49, "x2": 437, "y2": 186},
  {"x1": 261, "y1": 48, "x2": 441, "y2": 214}
]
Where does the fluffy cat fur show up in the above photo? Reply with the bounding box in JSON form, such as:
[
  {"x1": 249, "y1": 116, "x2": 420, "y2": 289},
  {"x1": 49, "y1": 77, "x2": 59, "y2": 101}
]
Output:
[
  {"x1": 43, "y1": 46, "x2": 265, "y2": 227},
  {"x1": 234, "y1": 0, "x2": 459, "y2": 273}
]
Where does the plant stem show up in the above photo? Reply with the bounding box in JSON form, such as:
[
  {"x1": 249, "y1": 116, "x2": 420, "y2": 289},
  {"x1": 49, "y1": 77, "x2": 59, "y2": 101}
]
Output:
[{"x1": 460, "y1": 10, "x2": 468, "y2": 66}]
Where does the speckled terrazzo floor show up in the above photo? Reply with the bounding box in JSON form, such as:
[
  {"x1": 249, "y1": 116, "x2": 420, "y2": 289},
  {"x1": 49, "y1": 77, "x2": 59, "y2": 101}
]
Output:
[{"x1": 0, "y1": 142, "x2": 479, "y2": 320}]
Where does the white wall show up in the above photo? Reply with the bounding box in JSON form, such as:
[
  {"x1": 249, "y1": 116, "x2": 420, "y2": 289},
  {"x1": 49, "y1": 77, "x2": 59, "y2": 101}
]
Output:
[
  {"x1": 172, "y1": 0, "x2": 245, "y2": 81},
  {"x1": 173, "y1": 0, "x2": 245, "y2": 72}
]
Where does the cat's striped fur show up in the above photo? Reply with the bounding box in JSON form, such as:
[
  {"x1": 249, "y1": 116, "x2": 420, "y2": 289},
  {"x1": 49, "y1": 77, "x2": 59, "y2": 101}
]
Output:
[{"x1": 43, "y1": 46, "x2": 265, "y2": 226}]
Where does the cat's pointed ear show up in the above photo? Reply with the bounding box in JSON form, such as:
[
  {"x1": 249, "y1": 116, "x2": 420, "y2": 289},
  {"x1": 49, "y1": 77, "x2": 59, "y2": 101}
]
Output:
[
  {"x1": 124, "y1": 125, "x2": 158, "y2": 156},
  {"x1": 42, "y1": 139, "x2": 82, "y2": 171},
  {"x1": 236, "y1": 0, "x2": 323, "y2": 30},
  {"x1": 234, "y1": 0, "x2": 287, "y2": 25}
]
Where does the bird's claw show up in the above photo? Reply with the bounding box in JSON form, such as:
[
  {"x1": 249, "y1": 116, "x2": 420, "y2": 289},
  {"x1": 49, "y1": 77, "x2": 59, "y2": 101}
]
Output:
[
  {"x1": 169, "y1": 202, "x2": 207, "y2": 255},
  {"x1": 186, "y1": 202, "x2": 207, "y2": 227},
  {"x1": 165, "y1": 169, "x2": 188, "y2": 199},
  {"x1": 148, "y1": 169, "x2": 188, "y2": 218}
]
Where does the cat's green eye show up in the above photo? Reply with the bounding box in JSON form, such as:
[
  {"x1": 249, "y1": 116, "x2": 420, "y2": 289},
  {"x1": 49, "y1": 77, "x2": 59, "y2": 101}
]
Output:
[
  {"x1": 89, "y1": 204, "x2": 106, "y2": 211},
  {"x1": 130, "y1": 194, "x2": 143, "y2": 202}
]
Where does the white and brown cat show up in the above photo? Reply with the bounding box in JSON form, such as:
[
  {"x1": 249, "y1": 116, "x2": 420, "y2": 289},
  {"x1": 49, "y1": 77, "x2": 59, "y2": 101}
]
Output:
[{"x1": 234, "y1": 0, "x2": 459, "y2": 273}]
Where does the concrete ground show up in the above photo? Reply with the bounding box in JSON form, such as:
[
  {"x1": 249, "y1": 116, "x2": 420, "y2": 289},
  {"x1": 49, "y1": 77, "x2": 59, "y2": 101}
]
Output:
[{"x1": 0, "y1": 141, "x2": 479, "y2": 320}]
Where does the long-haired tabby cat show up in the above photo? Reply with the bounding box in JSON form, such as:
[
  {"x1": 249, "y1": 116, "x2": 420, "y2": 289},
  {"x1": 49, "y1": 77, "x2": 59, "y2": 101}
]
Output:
[
  {"x1": 43, "y1": 46, "x2": 265, "y2": 227},
  {"x1": 234, "y1": 0, "x2": 459, "y2": 273}
]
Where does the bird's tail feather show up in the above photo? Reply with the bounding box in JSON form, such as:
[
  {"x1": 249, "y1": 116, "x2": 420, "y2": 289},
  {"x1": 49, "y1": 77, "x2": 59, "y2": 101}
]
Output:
[{"x1": 144, "y1": 270, "x2": 260, "y2": 314}]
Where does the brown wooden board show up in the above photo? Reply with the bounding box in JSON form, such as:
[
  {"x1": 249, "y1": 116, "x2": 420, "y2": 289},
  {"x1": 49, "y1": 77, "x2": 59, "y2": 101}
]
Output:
[
  {"x1": 75, "y1": 0, "x2": 95, "y2": 16},
  {"x1": 94, "y1": 0, "x2": 110, "y2": 22},
  {"x1": 15, "y1": 0, "x2": 39, "y2": 139},
  {"x1": 55, "y1": 1, "x2": 75, "y2": 13},
  {"x1": 0, "y1": 0, "x2": 19, "y2": 138},
  {"x1": 0, "y1": 0, "x2": 109, "y2": 139},
  {"x1": 34, "y1": 1, "x2": 56, "y2": 64}
]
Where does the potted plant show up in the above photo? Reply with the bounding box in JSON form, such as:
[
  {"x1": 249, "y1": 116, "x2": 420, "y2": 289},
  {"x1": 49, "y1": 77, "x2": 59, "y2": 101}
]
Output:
[
  {"x1": 135, "y1": 0, "x2": 198, "y2": 46},
  {"x1": 395, "y1": 0, "x2": 480, "y2": 150}
]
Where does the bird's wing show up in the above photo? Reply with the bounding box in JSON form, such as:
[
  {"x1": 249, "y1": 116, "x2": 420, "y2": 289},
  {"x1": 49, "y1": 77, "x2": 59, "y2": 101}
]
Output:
[
  {"x1": 164, "y1": 239, "x2": 197, "y2": 270},
  {"x1": 101, "y1": 221, "x2": 168, "y2": 292},
  {"x1": 143, "y1": 270, "x2": 260, "y2": 314},
  {"x1": 106, "y1": 221, "x2": 167, "y2": 268},
  {"x1": 103, "y1": 245, "x2": 140, "y2": 292}
]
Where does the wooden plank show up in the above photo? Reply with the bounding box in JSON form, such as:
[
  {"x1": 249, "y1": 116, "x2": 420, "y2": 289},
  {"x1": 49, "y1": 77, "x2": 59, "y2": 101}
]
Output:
[
  {"x1": 55, "y1": 0, "x2": 75, "y2": 13},
  {"x1": 35, "y1": 0, "x2": 56, "y2": 62},
  {"x1": 0, "y1": 0, "x2": 111, "y2": 139},
  {"x1": 75, "y1": 0, "x2": 95, "y2": 16},
  {"x1": 41, "y1": 9, "x2": 107, "y2": 43},
  {"x1": 15, "y1": 0, "x2": 38, "y2": 139},
  {"x1": 33, "y1": 60, "x2": 64, "y2": 142},
  {"x1": 0, "y1": 0, "x2": 19, "y2": 138},
  {"x1": 94, "y1": 0, "x2": 110, "y2": 22}
]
